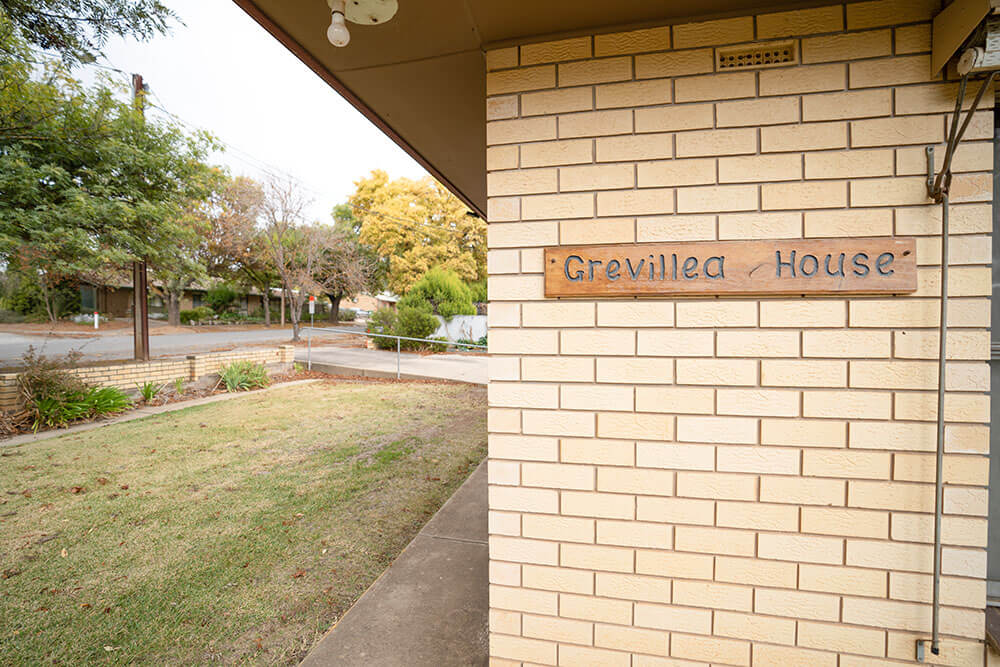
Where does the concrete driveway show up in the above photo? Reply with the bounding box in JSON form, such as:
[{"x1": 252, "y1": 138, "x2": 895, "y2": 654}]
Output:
[{"x1": 301, "y1": 344, "x2": 488, "y2": 384}]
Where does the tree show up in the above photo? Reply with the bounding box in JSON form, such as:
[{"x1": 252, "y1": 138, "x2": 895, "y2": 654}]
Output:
[
  {"x1": 201, "y1": 175, "x2": 279, "y2": 325},
  {"x1": 0, "y1": 0, "x2": 175, "y2": 66},
  {"x1": 0, "y1": 27, "x2": 216, "y2": 323},
  {"x1": 398, "y1": 268, "x2": 475, "y2": 318},
  {"x1": 322, "y1": 203, "x2": 374, "y2": 322},
  {"x1": 348, "y1": 170, "x2": 486, "y2": 294}
]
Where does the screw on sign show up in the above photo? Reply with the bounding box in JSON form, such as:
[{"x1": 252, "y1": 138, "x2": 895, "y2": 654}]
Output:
[{"x1": 309, "y1": 295, "x2": 315, "y2": 327}]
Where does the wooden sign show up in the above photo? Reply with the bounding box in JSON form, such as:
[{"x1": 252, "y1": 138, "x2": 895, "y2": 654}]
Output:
[{"x1": 544, "y1": 237, "x2": 917, "y2": 297}]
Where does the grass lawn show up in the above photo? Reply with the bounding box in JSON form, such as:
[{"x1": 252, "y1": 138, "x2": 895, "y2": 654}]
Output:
[{"x1": 0, "y1": 380, "x2": 486, "y2": 664}]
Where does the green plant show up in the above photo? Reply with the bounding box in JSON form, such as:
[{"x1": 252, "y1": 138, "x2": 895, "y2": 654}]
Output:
[
  {"x1": 218, "y1": 361, "x2": 270, "y2": 392},
  {"x1": 205, "y1": 284, "x2": 239, "y2": 313},
  {"x1": 180, "y1": 305, "x2": 214, "y2": 325},
  {"x1": 395, "y1": 306, "x2": 439, "y2": 350},
  {"x1": 398, "y1": 268, "x2": 475, "y2": 319},
  {"x1": 338, "y1": 308, "x2": 357, "y2": 322},
  {"x1": 137, "y1": 381, "x2": 164, "y2": 403},
  {"x1": 367, "y1": 308, "x2": 398, "y2": 350},
  {"x1": 468, "y1": 278, "x2": 487, "y2": 303},
  {"x1": 173, "y1": 377, "x2": 185, "y2": 395},
  {"x1": 293, "y1": 362, "x2": 304, "y2": 373},
  {"x1": 85, "y1": 386, "x2": 131, "y2": 416}
]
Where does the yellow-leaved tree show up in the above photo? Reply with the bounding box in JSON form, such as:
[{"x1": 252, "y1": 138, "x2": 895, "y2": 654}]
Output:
[{"x1": 349, "y1": 170, "x2": 486, "y2": 294}]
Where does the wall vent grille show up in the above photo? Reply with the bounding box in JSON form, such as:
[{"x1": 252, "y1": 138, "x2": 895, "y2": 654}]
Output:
[{"x1": 717, "y1": 41, "x2": 798, "y2": 71}]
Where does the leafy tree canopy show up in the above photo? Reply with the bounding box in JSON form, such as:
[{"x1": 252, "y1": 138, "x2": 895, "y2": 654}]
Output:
[
  {"x1": 398, "y1": 267, "x2": 475, "y2": 319},
  {"x1": 349, "y1": 170, "x2": 486, "y2": 294},
  {"x1": 0, "y1": 0, "x2": 175, "y2": 65}
]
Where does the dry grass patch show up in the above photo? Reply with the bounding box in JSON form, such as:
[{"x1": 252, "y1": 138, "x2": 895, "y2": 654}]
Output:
[{"x1": 0, "y1": 380, "x2": 486, "y2": 664}]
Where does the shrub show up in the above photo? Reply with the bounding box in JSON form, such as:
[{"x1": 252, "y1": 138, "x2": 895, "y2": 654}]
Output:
[
  {"x1": 338, "y1": 308, "x2": 357, "y2": 322},
  {"x1": 468, "y1": 278, "x2": 487, "y2": 303},
  {"x1": 205, "y1": 284, "x2": 239, "y2": 313},
  {"x1": 395, "y1": 306, "x2": 439, "y2": 350},
  {"x1": 367, "y1": 308, "x2": 398, "y2": 350},
  {"x1": 180, "y1": 306, "x2": 214, "y2": 325},
  {"x1": 218, "y1": 361, "x2": 270, "y2": 392},
  {"x1": 399, "y1": 268, "x2": 475, "y2": 318},
  {"x1": 173, "y1": 377, "x2": 185, "y2": 395},
  {"x1": 137, "y1": 381, "x2": 164, "y2": 403}
]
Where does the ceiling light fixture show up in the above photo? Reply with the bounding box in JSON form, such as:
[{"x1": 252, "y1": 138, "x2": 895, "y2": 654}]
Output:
[{"x1": 326, "y1": 0, "x2": 399, "y2": 48}]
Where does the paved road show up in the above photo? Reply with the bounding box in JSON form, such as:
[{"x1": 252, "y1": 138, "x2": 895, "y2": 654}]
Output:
[
  {"x1": 0, "y1": 327, "x2": 358, "y2": 365},
  {"x1": 301, "y1": 344, "x2": 488, "y2": 384}
]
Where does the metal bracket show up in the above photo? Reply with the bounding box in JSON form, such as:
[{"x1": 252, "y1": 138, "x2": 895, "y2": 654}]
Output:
[
  {"x1": 917, "y1": 637, "x2": 941, "y2": 662},
  {"x1": 925, "y1": 146, "x2": 936, "y2": 200}
]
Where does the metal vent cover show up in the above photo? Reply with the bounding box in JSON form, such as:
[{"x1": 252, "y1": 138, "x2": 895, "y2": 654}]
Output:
[{"x1": 717, "y1": 41, "x2": 798, "y2": 71}]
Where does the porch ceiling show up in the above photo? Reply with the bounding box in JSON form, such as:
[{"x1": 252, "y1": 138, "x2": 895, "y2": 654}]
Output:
[{"x1": 232, "y1": 0, "x2": 847, "y2": 216}]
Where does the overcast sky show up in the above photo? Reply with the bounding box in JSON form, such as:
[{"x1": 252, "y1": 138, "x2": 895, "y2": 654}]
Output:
[{"x1": 87, "y1": 0, "x2": 429, "y2": 222}]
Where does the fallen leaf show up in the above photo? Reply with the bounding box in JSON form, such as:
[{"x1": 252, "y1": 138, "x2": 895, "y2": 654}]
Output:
[
  {"x1": 79, "y1": 603, "x2": 91, "y2": 609},
  {"x1": 291, "y1": 570, "x2": 305, "y2": 579},
  {"x1": 60, "y1": 548, "x2": 67, "y2": 558},
  {"x1": 96, "y1": 478, "x2": 109, "y2": 486},
  {"x1": 69, "y1": 486, "x2": 85, "y2": 494},
  {"x1": 119, "y1": 485, "x2": 129, "y2": 490},
  {"x1": 103, "y1": 646, "x2": 119, "y2": 652}
]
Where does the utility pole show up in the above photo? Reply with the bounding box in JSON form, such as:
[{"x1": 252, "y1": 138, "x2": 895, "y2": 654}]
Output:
[{"x1": 131, "y1": 73, "x2": 151, "y2": 361}]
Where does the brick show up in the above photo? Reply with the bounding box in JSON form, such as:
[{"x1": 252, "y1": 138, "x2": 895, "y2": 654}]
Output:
[
  {"x1": 597, "y1": 188, "x2": 673, "y2": 216},
  {"x1": 485, "y1": 47, "x2": 517, "y2": 71},
  {"x1": 896, "y1": 24, "x2": 932, "y2": 54},
  {"x1": 758, "y1": 5, "x2": 843, "y2": 38},
  {"x1": 598, "y1": 468, "x2": 674, "y2": 496},
  {"x1": 487, "y1": 117, "x2": 557, "y2": 145},
  {"x1": 521, "y1": 193, "x2": 594, "y2": 220},
  {"x1": 760, "y1": 475, "x2": 845, "y2": 506},
  {"x1": 677, "y1": 472, "x2": 756, "y2": 501},
  {"x1": 673, "y1": 16, "x2": 754, "y2": 48},
  {"x1": 717, "y1": 389, "x2": 799, "y2": 417},
  {"x1": 599, "y1": 358, "x2": 673, "y2": 386},
  {"x1": 755, "y1": 587, "x2": 840, "y2": 621},
  {"x1": 850, "y1": 55, "x2": 933, "y2": 88},
  {"x1": 522, "y1": 86, "x2": 594, "y2": 119},
  {"x1": 894, "y1": 391, "x2": 989, "y2": 423},
  {"x1": 637, "y1": 158, "x2": 715, "y2": 188},
  {"x1": 560, "y1": 163, "x2": 633, "y2": 191},
  {"x1": 676, "y1": 415, "x2": 758, "y2": 445},
  {"x1": 597, "y1": 412, "x2": 671, "y2": 441},
  {"x1": 850, "y1": 360, "x2": 937, "y2": 390},
  {"x1": 490, "y1": 460, "x2": 521, "y2": 486},
  {"x1": 594, "y1": 573, "x2": 670, "y2": 604},
  {"x1": 849, "y1": 480, "x2": 935, "y2": 513},
  {"x1": 761, "y1": 63, "x2": 846, "y2": 97},
  {"x1": 521, "y1": 462, "x2": 594, "y2": 490},
  {"x1": 491, "y1": 584, "x2": 558, "y2": 615},
  {"x1": 522, "y1": 410, "x2": 595, "y2": 438},
  {"x1": 894, "y1": 330, "x2": 989, "y2": 360},
  {"x1": 802, "y1": 29, "x2": 891, "y2": 63},
  {"x1": 804, "y1": 208, "x2": 894, "y2": 237},
  {"x1": 887, "y1": 632, "x2": 986, "y2": 665},
  {"x1": 716, "y1": 500, "x2": 798, "y2": 531},
  {"x1": 851, "y1": 421, "x2": 936, "y2": 452},
  {"x1": 487, "y1": 197, "x2": 520, "y2": 222},
  {"x1": 759, "y1": 533, "x2": 845, "y2": 566},
  {"x1": 522, "y1": 515, "x2": 594, "y2": 545},
  {"x1": 560, "y1": 218, "x2": 634, "y2": 245},
  {"x1": 894, "y1": 453, "x2": 989, "y2": 486},
  {"x1": 490, "y1": 536, "x2": 559, "y2": 565},
  {"x1": 597, "y1": 302, "x2": 673, "y2": 328},
  {"x1": 488, "y1": 275, "x2": 544, "y2": 301},
  {"x1": 754, "y1": 644, "x2": 838, "y2": 667},
  {"x1": 634, "y1": 602, "x2": 711, "y2": 634},
  {"x1": 718, "y1": 212, "x2": 802, "y2": 239},
  {"x1": 560, "y1": 592, "x2": 632, "y2": 624},
  {"x1": 559, "y1": 109, "x2": 632, "y2": 138},
  {"x1": 762, "y1": 180, "x2": 847, "y2": 210},
  {"x1": 674, "y1": 580, "x2": 752, "y2": 612},
  {"x1": 804, "y1": 449, "x2": 890, "y2": 479},
  {"x1": 560, "y1": 644, "x2": 630, "y2": 666},
  {"x1": 676, "y1": 359, "x2": 757, "y2": 386},
  {"x1": 805, "y1": 148, "x2": 894, "y2": 179},
  {"x1": 761, "y1": 121, "x2": 847, "y2": 152},
  {"x1": 522, "y1": 357, "x2": 593, "y2": 383},
  {"x1": 520, "y1": 139, "x2": 592, "y2": 167},
  {"x1": 677, "y1": 184, "x2": 758, "y2": 213},
  {"x1": 717, "y1": 96, "x2": 800, "y2": 127},
  {"x1": 487, "y1": 66, "x2": 555, "y2": 95},
  {"x1": 718, "y1": 153, "x2": 802, "y2": 183},
  {"x1": 717, "y1": 331, "x2": 800, "y2": 357},
  {"x1": 842, "y1": 597, "x2": 930, "y2": 632},
  {"x1": 637, "y1": 442, "x2": 715, "y2": 471},
  {"x1": 800, "y1": 562, "x2": 888, "y2": 596},
  {"x1": 852, "y1": 115, "x2": 943, "y2": 147},
  {"x1": 847, "y1": 0, "x2": 938, "y2": 29},
  {"x1": 635, "y1": 103, "x2": 713, "y2": 133},
  {"x1": 898, "y1": 142, "x2": 992, "y2": 176},
  {"x1": 561, "y1": 437, "x2": 634, "y2": 467},
  {"x1": 490, "y1": 486, "x2": 559, "y2": 514},
  {"x1": 803, "y1": 330, "x2": 891, "y2": 358},
  {"x1": 674, "y1": 71, "x2": 756, "y2": 103},
  {"x1": 521, "y1": 613, "x2": 591, "y2": 645},
  {"x1": 597, "y1": 519, "x2": 672, "y2": 549},
  {"x1": 489, "y1": 510, "x2": 520, "y2": 534},
  {"x1": 561, "y1": 330, "x2": 634, "y2": 356},
  {"x1": 635, "y1": 387, "x2": 713, "y2": 416},
  {"x1": 944, "y1": 486, "x2": 988, "y2": 517},
  {"x1": 802, "y1": 88, "x2": 892, "y2": 121},
  {"x1": 637, "y1": 330, "x2": 714, "y2": 357},
  {"x1": 561, "y1": 543, "x2": 633, "y2": 572},
  {"x1": 761, "y1": 418, "x2": 846, "y2": 447},
  {"x1": 638, "y1": 214, "x2": 723, "y2": 242},
  {"x1": 634, "y1": 48, "x2": 714, "y2": 79},
  {"x1": 596, "y1": 133, "x2": 672, "y2": 162},
  {"x1": 521, "y1": 36, "x2": 591, "y2": 65},
  {"x1": 488, "y1": 168, "x2": 558, "y2": 196},
  {"x1": 896, "y1": 82, "x2": 996, "y2": 116},
  {"x1": 716, "y1": 610, "x2": 796, "y2": 645},
  {"x1": 596, "y1": 79, "x2": 672, "y2": 109},
  {"x1": 595, "y1": 26, "x2": 671, "y2": 57},
  {"x1": 671, "y1": 632, "x2": 749, "y2": 666},
  {"x1": 595, "y1": 622, "x2": 668, "y2": 656},
  {"x1": 487, "y1": 96, "x2": 518, "y2": 121},
  {"x1": 760, "y1": 300, "x2": 845, "y2": 328},
  {"x1": 489, "y1": 608, "x2": 521, "y2": 635},
  {"x1": 848, "y1": 539, "x2": 934, "y2": 574},
  {"x1": 718, "y1": 557, "x2": 796, "y2": 589},
  {"x1": 488, "y1": 249, "x2": 519, "y2": 275},
  {"x1": 635, "y1": 546, "x2": 714, "y2": 579},
  {"x1": 851, "y1": 298, "x2": 939, "y2": 327},
  {"x1": 489, "y1": 633, "x2": 557, "y2": 664},
  {"x1": 676, "y1": 127, "x2": 756, "y2": 157},
  {"x1": 561, "y1": 491, "x2": 634, "y2": 520},
  {"x1": 890, "y1": 572, "x2": 986, "y2": 606},
  {"x1": 675, "y1": 300, "x2": 755, "y2": 327},
  {"x1": 559, "y1": 56, "x2": 632, "y2": 88}
]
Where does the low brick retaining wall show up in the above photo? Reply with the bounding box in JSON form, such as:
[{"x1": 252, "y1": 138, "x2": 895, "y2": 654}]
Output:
[{"x1": 0, "y1": 345, "x2": 295, "y2": 411}]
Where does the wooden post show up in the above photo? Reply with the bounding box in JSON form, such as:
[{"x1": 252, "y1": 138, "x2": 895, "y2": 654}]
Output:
[
  {"x1": 280, "y1": 290, "x2": 285, "y2": 327},
  {"x1": 131, "y1": 73, "x2": 150, "y2": 361}
]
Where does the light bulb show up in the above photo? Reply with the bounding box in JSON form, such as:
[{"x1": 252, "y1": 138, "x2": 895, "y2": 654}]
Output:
[{"x1": 327, "y1": 11, "x2": 350, "y2": 47}]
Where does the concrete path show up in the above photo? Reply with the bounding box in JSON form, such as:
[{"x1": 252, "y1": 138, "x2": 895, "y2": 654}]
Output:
[
  {"x1": 0, "y1": 379, "x2": 321, "y2": 448},
  {"x1": 301, "y1": 344, "x2": 488, "y2": 385},
  {"x1": 301, "y1": 461, "x2": 488, "y2": 667}
]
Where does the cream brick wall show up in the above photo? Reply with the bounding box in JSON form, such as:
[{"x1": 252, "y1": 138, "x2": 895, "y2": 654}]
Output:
[{"x1": 486, "y1": 1, "x2": 993, "y2": 665}]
